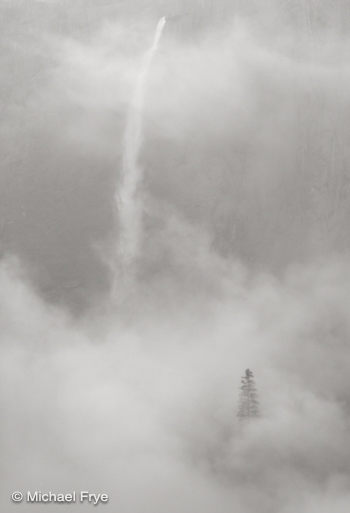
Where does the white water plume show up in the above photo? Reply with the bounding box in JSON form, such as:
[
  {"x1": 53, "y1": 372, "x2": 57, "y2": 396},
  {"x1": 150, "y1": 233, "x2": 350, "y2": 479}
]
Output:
[{"x1": 116, "y1": 17, "x2": 166, "y2": 268}]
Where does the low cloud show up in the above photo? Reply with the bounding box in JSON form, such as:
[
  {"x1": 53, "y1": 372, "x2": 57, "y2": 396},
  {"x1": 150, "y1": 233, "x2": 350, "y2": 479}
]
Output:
[{"x1": 1, "y1": 243, "x2": 350, "y2": 512}]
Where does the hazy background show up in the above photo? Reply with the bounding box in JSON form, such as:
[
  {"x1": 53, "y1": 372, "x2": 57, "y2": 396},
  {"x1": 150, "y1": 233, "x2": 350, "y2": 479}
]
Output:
[{"x1": 1, "y1": 1, "x2": 350, "y2": 512}]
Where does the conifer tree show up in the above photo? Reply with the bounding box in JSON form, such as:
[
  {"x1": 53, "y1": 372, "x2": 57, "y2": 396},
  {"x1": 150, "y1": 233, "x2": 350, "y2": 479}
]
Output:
[{"x1": 237, "y1": 368, "x2": 259, "y2": 420}]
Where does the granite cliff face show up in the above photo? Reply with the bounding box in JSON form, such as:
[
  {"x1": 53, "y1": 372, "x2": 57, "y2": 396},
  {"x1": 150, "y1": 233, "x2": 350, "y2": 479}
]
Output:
[{"x1": 1, "y1": 1, "x2": 350, "y2": 308}]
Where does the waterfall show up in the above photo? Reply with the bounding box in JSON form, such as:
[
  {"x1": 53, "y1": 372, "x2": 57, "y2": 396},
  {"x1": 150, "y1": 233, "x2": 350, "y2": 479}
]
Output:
[{"x1": 116, "y1": 17, "x2": 166, "y2": 269}]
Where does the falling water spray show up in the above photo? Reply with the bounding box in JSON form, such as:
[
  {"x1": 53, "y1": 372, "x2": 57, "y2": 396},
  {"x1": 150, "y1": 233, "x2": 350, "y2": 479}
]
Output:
[{"x1": 116, "y1": 17, "x2": 166, "y2": 271}]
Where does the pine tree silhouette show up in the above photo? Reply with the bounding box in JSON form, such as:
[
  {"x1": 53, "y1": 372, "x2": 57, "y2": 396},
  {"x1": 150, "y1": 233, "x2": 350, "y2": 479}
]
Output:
[{"x1": 237, "y1": 368, "x2": 259, "y2": 420}]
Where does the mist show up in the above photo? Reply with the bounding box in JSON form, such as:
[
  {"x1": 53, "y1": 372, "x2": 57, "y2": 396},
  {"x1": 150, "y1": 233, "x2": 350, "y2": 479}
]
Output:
[{"x1": 1, "y1": 1, "x2": 350, "y2": 512}]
